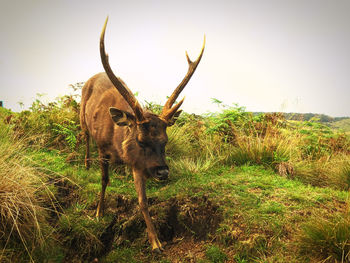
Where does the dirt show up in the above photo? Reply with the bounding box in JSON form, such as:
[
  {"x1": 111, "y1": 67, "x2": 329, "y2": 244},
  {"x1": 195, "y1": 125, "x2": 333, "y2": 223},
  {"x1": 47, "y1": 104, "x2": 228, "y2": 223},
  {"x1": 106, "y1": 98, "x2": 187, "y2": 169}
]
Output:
[
  {"x1": 161, "y1": 238, "x2": 209, "y2": 263},
  {"x1": 54, "y1": 177, "x2": 80, "y2": 210},
  {"x1": 92, "y1": 194, "x2": 223, "y2": 261},
  {"x1": 44, "y1": 177, "x2": 80, "y2": 224}
]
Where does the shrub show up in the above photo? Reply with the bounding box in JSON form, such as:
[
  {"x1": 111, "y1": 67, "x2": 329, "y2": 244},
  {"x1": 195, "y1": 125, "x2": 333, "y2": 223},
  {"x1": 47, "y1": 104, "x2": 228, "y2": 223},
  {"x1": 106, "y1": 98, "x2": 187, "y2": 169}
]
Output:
[
  {"x1": 205, "y1": 104, "x2": 251, "y2": 143},
  {"x1": 9, "y1": 93, "x2": 81, "y2": 152},
  {"x1": 297, "y1": 120, "x2": 349, "y2": 159},
  {"x1": 205, "y1": 105, "x2": 295, "y2": 169}
]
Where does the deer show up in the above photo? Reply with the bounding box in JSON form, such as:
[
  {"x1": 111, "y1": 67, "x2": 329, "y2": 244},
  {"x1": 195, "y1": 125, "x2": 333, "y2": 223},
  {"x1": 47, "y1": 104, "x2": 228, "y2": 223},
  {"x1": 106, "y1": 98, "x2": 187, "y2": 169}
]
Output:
[{"x1": 80, "y1": 17, "x2": 205, "y2": 253}]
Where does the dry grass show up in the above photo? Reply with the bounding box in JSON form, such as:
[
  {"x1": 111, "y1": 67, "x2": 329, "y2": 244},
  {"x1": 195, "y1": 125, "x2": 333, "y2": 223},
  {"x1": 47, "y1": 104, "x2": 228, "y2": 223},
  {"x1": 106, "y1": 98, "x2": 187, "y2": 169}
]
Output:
[
  {"x1": 225, "y1": 127, "x2": 300, "y2": 169},
  {"x1": 167, "y1": 121, "x2": 230, "y2": 176},
  {"x1": 294, "y1": 154, "x2": 350, "y2": 190},
  {"x1": 298, "y1": 211, "x2": 350, "y2": 262},
  {"x1": 0, "y1": 125, "x2": 58, "y2": 262}
]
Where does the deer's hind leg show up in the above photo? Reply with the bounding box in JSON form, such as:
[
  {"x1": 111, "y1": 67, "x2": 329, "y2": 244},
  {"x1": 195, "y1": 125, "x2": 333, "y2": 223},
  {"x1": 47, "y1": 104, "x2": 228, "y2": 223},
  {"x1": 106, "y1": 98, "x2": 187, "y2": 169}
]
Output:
[{"x1": 83, "y1": 131, "x2": 91, "y2": 169}]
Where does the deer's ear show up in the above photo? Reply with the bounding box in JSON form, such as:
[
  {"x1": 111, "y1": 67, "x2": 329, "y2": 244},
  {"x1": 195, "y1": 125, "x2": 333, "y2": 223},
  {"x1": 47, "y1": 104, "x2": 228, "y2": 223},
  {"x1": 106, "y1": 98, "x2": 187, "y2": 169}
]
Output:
[
  {"x1": 109, "y1": 107, "x2": 135, "y2": 127},
  {"x1": 167, "y1": 110, "x2": 182, "y2": 126}
]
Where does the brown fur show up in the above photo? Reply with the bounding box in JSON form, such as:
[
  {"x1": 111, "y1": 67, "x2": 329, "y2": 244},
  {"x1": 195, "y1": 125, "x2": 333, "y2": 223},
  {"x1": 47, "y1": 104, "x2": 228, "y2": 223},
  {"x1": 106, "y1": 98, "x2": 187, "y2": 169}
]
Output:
[{"x1": 80, "y1": 73, "x2": 171, "y2": 252}]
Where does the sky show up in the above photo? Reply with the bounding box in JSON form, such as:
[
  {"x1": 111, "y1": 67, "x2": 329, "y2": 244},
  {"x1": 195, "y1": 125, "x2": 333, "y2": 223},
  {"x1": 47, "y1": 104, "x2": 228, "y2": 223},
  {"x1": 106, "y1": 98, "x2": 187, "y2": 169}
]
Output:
[{"x1": 0, "y1": 0, "x2": 349, "y2": 117}]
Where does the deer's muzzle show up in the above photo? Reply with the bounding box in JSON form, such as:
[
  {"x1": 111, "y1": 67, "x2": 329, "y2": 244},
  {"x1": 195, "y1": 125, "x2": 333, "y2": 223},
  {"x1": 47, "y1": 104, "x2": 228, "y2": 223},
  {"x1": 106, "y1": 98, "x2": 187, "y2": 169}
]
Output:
[{"x1": 154, "y1": 166, "x2": 169, "y2": 181}]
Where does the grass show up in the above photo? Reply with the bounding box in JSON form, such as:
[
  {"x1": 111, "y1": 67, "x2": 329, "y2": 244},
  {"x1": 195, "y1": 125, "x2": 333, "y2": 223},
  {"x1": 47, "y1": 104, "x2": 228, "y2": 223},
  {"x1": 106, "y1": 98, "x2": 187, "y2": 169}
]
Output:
[
  {"x1": 0, "y1": 122, "x2": 60, "y2": 262},
  {"x1": 227, "y1": 130, "x2": 298, "y2": 167},
  {"x1": 2, "y1": 146, "x2": 350, "y2": 262},
  {"x1": 1, "y1": 97, "x2": 350, "y2": 262},
  {"x1": 205, "y1": 245, "x2": 228, "y2": 262},
  {"x1": 298, "y1": 212, "x2": 350, "y2": 262},
  {"x1": 329, "y1": 118, "x2": 350, "y2": 132},
  {"x1": 293, "y1": 155, "x2": 350, "y2": 190}
]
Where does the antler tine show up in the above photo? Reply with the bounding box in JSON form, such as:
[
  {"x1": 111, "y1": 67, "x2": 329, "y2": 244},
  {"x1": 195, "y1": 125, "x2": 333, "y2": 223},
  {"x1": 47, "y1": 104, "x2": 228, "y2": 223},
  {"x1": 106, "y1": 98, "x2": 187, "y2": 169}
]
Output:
[
  {"x1": 100, "y1": 17, "x2": 145, "y2": 122},
  {"x1": 161, "y1": 36, "x2": 206, "y2": 120}
]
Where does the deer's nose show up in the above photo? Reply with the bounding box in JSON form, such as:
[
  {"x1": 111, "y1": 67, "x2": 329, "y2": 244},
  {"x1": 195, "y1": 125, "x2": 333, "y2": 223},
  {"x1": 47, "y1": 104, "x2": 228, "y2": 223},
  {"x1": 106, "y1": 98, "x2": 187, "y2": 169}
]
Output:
[{"x1": 155, "y1": 166, "x2": 169, "y2": 181}]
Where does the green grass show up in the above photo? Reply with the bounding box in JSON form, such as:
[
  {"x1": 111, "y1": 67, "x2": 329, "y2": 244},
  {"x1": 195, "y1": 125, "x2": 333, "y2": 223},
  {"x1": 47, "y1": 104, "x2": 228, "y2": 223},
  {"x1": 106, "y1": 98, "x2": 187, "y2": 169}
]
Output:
[
  {"x1": 102, "y1": 247, "x2": 141, "y2": 263},
  {"x1": 2, "y1": 98, "x2": 350, "y2": 262},
  {"x1": 26, "y1": 147, "x2": 349, "y2": 262},
  {"x1": 24, "y1": 139, "x2": 348, "y2": 262},
  {"x1": 205, "y1": 245, "x2": 228, "y2": 263},
  {"x1": 2, "y1": 144, "x2": 350, "y2": 262}
]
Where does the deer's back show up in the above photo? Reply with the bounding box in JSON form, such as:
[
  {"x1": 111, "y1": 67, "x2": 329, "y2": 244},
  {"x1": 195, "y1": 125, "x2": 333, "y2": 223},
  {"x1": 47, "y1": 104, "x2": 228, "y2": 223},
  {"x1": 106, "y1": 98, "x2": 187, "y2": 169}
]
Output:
[{"x1": 80, "y1": 72, "x2": 132, "y2": 156}]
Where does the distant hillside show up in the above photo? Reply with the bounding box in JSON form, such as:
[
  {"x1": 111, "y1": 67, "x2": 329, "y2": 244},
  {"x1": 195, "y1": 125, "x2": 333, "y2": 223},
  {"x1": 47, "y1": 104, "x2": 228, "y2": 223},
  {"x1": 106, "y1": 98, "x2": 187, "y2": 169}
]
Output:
[
  {"x1": 328, "y1": 118, "x2": 350, "y2": 132},
  {"x1": 253, "y1": 112, "x2": 350, "y2": 123},
  {"x1": 253, "y1": 112, "x2": 350, "y2": 132},
  {"x1": 283, "y1": 113, "x2": 349, "y2": 123}
]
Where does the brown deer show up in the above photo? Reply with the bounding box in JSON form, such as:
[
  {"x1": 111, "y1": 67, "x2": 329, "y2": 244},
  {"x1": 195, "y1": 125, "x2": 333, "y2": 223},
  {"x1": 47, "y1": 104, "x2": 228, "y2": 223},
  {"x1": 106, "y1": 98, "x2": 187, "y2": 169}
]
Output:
[{"x1": 80, "y1": 17, "x2": 205, "y2": 252}]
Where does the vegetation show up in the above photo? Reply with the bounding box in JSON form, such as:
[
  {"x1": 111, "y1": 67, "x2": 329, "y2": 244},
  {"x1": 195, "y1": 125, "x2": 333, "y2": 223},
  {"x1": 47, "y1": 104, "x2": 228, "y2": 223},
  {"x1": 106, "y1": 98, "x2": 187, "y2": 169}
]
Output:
[
  {"x1": 329, "y1": 118, "x2": 350, "y2": 132},
  {"x1": 0, "y1": 110, "x2": 63, "y2": 262},
  {"x1": 254, "y1": 112, "x2": 350, "y2": 124},
  {"x1": 1, "y1": 91, "x2": 350, "y2": 262}
]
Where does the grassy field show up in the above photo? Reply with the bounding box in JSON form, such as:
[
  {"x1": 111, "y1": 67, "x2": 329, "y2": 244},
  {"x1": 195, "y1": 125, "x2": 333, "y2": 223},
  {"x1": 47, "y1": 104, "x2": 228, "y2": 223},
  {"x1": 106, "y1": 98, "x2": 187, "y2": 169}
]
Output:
[{"x1": 1, "y1": 95, "x2": 350, "y2": 263}]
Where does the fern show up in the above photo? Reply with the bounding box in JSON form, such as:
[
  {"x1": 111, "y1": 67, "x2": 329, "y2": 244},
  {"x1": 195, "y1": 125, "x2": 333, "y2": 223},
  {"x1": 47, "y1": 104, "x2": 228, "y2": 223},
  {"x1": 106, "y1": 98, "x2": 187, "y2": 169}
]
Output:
[{"x1": 52, "y1": 119, "x2": 78, "y2": 150}]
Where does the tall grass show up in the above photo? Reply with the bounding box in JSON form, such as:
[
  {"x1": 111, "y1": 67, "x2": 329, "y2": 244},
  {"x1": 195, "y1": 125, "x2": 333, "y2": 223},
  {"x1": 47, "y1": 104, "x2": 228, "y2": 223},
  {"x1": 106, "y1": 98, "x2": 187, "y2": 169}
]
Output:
[
  {"x1": 0, "y1": 122, "x2": 58, "y2": 262},
  {"x1": 227, "y1": 131, "x2": 298, "y2": 168},
  {"x1": 167, "y1": 116, "x2": 229, "y2": 176},
  {"x1": 293, "y1": 155, "x2": 350, "y2": 190},
  {"x1": 205, "y1": 109, "x2": 298, "y2": 173},
  {"x1": 298, "y1": 212, "x2": 350, "y2": 262},
  {"x1": 165, "y1": 104, "x2": 350, "y2": 192}
]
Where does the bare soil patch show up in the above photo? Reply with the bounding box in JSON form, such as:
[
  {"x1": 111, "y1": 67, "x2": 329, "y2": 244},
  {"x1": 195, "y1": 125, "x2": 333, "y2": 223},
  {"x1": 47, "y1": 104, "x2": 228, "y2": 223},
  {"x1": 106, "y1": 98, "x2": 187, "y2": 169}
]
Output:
[{"x1": 95, "y1": 194, "x2": 223, "y2": 261}]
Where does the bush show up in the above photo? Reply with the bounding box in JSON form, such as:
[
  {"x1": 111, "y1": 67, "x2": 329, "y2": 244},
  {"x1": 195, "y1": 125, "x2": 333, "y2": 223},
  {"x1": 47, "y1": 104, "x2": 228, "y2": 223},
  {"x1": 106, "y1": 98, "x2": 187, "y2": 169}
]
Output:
[
  {"x1": 205, "y1": 105, "x2": 296, "y2": 170},
  {"x1": 297, "y1": 120, "x2": 350, "y2": 159},
  {"x1": 9, "y1": 93, "x2": 81, "y2": 152},
  {"x1": 227, "y1": 131, "x2": 296, "y2": 167}
]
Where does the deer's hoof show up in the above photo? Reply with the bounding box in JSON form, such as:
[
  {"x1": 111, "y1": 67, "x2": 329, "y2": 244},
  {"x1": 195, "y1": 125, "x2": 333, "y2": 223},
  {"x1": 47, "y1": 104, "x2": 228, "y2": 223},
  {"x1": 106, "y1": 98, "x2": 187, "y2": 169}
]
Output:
[{"x1": 152, "y1": 247, "x2": 163, "y2": 254}]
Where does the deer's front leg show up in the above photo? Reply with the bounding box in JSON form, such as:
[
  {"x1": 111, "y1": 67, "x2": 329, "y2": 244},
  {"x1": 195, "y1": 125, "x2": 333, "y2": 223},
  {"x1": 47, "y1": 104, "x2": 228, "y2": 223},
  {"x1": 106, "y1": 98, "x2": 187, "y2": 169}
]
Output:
[
  {"x1": 96, "y1": 154, "x2": 110, "y2": 217},
  {"x1": 133, "y1": 169, "x2": 163, "y2": 252}
]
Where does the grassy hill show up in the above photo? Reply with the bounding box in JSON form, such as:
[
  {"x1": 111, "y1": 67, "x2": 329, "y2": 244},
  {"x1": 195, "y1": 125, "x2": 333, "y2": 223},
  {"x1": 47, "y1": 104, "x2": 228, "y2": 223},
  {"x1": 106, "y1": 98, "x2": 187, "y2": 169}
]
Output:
[
  {"x1": 329, "y1": 118, "x2": 350, "y2": 132},
  {"x1": 1, "y1": 97, "x2": 350, "y2": 263},
  {"x1": 253, "y1": 111, "x2": 349, "y2": 122}
]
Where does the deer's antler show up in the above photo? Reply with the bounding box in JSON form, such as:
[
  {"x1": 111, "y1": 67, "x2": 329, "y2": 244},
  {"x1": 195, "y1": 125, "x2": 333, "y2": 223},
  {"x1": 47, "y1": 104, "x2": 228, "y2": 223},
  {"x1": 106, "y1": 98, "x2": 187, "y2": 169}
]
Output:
[
  {"x1": 100, "y1": 17, "x2": 145, "y2": 122},
  {"x1": 160, "y1": 36, "x2": 205, "y2": 121}
]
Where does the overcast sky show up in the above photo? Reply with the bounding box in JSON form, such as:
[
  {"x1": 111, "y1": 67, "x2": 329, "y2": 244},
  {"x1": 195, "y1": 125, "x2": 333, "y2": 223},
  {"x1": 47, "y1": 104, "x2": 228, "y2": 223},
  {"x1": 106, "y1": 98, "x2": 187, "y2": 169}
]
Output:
[{"x1": 1, "y1": 0, "x2": 349, "y2": 117}]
